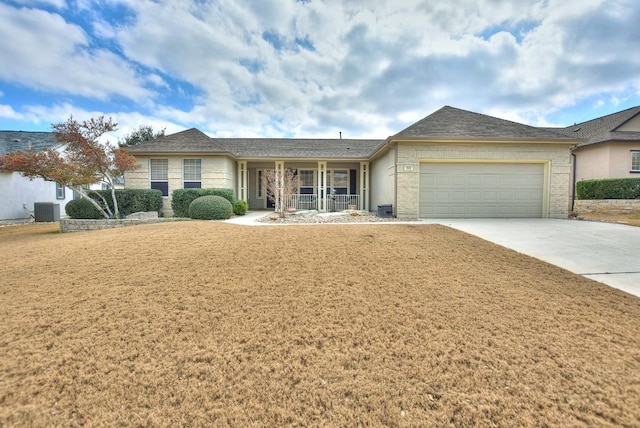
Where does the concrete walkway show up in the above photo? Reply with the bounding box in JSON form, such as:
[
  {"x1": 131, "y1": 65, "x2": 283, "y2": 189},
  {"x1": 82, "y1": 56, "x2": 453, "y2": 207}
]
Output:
[
  {"x1": 426, "y1": 218, "x2": 640, "y2": 298},
  {"x1": 226, "y1": 212, "x2": 640, "y2": 298}
]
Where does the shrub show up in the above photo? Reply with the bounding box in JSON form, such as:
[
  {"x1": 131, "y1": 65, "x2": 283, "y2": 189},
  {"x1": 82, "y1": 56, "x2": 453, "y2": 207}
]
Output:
[
  {"x1": 172, "y1": 188, "x2": 236, "y2": 217},
  {"x1": 65, "y1": 198, "x2": 103, "y2": 219},
  {"x1": 233, "y1": 200, "x2": 248, "y2": 216},
  {"x1": 188, "y1": 195, "x2": 233, "y2": 220},
  {"x1": 576, "y1": 178, "x2": 640, "y2": 200},
  {"x1": 87, "y1": 189, "x2": 163, "y2": 216}
]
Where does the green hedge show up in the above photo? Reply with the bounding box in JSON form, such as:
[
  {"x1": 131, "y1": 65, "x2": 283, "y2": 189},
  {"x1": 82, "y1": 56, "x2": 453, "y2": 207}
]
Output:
[
  {"x1": 172, "y1": 188, "x2": 237, "y2": 217},
  {"x1": 188, "y1": 195, "x2": 234, "y2": 220},
  {"x1": 576, "y1": 178, "x2": 640, "y2": 200},
  {"x1": 87, "y1": 189, "x2": 163, "y2": 217},
  {"x1": 65, "y1": 198, "x2": 103, "y2": 219}
]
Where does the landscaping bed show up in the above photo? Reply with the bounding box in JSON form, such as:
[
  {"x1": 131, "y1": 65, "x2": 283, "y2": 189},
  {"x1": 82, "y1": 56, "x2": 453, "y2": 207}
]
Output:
[{"x1": 1, "y1": 221, "x2": 639, "y2": 426}]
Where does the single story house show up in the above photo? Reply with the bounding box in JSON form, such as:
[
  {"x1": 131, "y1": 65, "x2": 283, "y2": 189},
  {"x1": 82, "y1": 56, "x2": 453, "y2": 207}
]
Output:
[
  {"x1": 126, "y1": 106, "x2": 581, "y2": 219},
  {"x1": 549, "y1": 106, "x2": 640, "y2": 183},
  {"x1": 0, "y1": 131, "x2": 75, "y2": 221}
]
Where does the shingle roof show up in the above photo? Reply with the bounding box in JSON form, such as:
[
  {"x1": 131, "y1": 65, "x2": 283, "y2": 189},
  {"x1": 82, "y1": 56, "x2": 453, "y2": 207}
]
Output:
[
  {"x1": 214, "y1": 138, "x2": 385, "y2": 159},
  {"x1": 394, "y1": 106, "x2": 574, "y2": 141},
  {"x1": 548, "y1": 106, "x2": 640, "y2": 148},
  {"x1": 0, "y1": 131, "x2": 58, "y2": 155},
  {"x1": 128, "y1": 128, "x2": 228, "y2": 154},
  {"x1": 129, "y1": 127, "x2": 385, "y2": 159}
]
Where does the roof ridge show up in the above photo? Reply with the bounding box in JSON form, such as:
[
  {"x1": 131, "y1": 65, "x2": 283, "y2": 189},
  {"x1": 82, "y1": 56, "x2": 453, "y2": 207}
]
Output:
[
  {"x1": 394, "y1": 105, "x2": 574, "y2": 140},
  {"x1": 569, "y1": 105, "x2": 640, "y2": 129}
]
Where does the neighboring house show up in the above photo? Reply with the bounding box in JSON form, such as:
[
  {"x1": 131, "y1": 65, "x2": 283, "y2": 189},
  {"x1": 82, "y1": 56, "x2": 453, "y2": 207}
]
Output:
[
  {"x1": 0, "y1": 131, "x2": 74, "y2": 221},
  {"x1": 126, "y1": 106, "x2": 578, "y2": 219},
  {"x1": 0, "y1": 131, "x2": 127, "y2": 221},
  {"x1": 550, "y1": 106, "x2": 640, "y2": 183}
]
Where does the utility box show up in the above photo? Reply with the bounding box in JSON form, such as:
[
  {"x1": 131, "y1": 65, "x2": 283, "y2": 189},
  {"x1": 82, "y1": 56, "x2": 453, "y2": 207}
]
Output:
[
  {"x1": 377, "y1": 204, "x2": 393, "y2": 218},
  {"x1": 34, "y1": 203, "x2": 60, "y2": 222}
]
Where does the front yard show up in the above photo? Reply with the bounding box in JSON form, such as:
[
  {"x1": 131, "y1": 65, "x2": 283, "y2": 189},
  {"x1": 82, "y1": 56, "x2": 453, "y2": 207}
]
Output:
[{"x1": 1, "y1": 222, "x2": 639, "y2": 426}]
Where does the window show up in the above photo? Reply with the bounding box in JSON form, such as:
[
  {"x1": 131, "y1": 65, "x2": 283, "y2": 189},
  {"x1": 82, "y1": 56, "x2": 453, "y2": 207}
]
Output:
[
  {"x1": 56, "y1": 182, "x2": 65, "y2": 200},
  {"x1": 257, "y1": 169, "x2": 263, "y2": 198},
  {"x1": 150, "y1": 159, "x2": 169, "y2": 196},
  {"x1": 332, "y1": 170, "x2": 348, "y2": 195},
  {"x1": 299, "y1": 170, "x2": 315, "y2": 194},
  {"x1": 632, "y1": 151, "x2": 640, "y2": 172},
  {"x1": 183, "y1": 159, "x2": 202, "y2": 188}
]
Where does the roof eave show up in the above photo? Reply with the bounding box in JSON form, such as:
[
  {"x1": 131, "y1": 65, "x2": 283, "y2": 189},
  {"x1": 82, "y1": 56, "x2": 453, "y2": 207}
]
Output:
[
  {"x1": 235, "y1": 155, "x2": 372, "y2": 161},
  {"x1": 389, "y1": 136, "x2": 579, "y2": 145},
  {"x1": 130, "y1": 150, "x2": 237, "y2": 158}
]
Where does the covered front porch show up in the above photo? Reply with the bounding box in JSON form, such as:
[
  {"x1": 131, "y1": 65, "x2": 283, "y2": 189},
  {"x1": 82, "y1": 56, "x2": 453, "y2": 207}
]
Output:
[{"x1": 237, "y1": 160, "x2": 370, "y2": 212}]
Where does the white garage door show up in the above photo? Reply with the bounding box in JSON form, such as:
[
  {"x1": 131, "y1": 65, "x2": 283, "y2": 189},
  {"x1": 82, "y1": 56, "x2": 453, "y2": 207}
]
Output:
[{"x1": 419, "y1": 163, "x2": 545, "y2": 218}]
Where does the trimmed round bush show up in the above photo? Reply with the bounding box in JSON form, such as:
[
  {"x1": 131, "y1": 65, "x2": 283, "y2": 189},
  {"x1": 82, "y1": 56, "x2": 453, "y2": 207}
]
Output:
[
  {"x1": 233, "y1": 200, "x2": 248, "y2": 216},
  {"x1": 65, "y1": 198, "x2": 103, "y2": 219},
  {"x1": 188, "y1": 195, "x2": 233, "y2": 220}
]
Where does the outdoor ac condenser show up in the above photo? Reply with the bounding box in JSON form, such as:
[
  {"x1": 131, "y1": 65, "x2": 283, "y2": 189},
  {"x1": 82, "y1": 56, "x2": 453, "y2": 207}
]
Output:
[{"x1": 34, "y1": 203, "x2": 60, "y2": 222}]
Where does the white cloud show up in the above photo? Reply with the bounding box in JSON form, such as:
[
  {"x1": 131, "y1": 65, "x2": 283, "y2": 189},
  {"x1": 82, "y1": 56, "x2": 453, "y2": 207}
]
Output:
[
  {"x1": 1, "y1": 0, "x2": 639, "y2": 135},
  {"x1": 0, "y1": 3, "x2": 151, "y2": 101},
  {"x1": 10, "y1": 0, "x2": 66, "y2": 8},
  {"x1": 0, "y1": 105, "x2": 23, "y2": 120}
]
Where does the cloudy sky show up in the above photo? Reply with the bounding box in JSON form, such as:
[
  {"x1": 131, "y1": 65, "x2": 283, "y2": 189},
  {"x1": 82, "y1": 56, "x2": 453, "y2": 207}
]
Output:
[{"x1": 1, "y1": 0, "x2": 639, "y2": 140}]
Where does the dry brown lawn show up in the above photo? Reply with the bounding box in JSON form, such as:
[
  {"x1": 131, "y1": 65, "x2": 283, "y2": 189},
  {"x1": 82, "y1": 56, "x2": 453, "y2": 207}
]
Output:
[{"x1": 1, "y1": 221, "x2": 639, "y2": 427}]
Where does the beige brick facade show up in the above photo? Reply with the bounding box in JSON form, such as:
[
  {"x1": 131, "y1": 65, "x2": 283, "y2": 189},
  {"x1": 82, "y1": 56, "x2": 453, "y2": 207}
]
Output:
[
  {"x1": 125, "y1": 155, "x2": 236, "y2": 217},
  {"x1": 393, "y1": 141, "x2": 573, "y2": 218}
]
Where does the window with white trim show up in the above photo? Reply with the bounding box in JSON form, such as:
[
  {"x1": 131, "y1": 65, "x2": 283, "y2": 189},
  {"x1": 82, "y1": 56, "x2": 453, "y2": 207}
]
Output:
[
  {"x1": 183, "y1": 159, "x2": 202, "y2": 188},
  {"x1": 632, "y1": 151, "x2": 640, "y2": 172},
  {"x1": 331, "y1": 169, "x2": 348, "y2": 195},
  {"x1": 299, "y1": 170, "x2": 315, "y2": 194},
  {"x1": 56, "y1": 182, "x2": 65, "y2": 199},
  {"x1": 150, "y1": 159, "x2": 169, "y2": 196}
]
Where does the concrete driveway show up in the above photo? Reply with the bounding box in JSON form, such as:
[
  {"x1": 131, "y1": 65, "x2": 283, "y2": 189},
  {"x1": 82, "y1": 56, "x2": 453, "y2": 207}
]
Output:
[{"x1": 428, "y1": 218, "x2": 640, "y2": 298}]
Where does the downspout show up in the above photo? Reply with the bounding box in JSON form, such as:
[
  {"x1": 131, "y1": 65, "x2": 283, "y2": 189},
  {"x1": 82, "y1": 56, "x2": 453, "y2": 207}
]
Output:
[
  {"x1": 571, "y1": 151, "x2": 577, "y2": 212},
  {"x1": 393, "y1": 140, "x2": 398, "y2": 218}
]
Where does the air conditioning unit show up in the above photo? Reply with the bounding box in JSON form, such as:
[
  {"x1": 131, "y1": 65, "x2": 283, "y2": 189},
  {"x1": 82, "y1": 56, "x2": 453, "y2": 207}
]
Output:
[
  {"x1": 34, "y1": 203, "x2": 60, "y2": 222},
  {"x1": 377, "y1": 204, "x2": 394, "y2": 218}
]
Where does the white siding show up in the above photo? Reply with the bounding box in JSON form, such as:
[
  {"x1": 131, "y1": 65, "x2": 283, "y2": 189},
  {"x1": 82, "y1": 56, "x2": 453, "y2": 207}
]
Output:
[
  {"x1": 0, "y1": 172, "x2": 74, "y2": 220},
  {"x1": 370, "y1": 146, "x2": 396, "y2": 212}
]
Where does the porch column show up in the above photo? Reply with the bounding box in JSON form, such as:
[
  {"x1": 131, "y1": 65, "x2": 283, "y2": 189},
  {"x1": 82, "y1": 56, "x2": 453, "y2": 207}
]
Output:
[
  {"x1": 275, "y1": 160, "x2": 284, "y2": 212},
  {"x1": 237, "y1": 160, "x2": 247, "y2": 201},
  {"x1": 360, "y1": 161, "x2": 369, "y2": 211},
  {"x1": 317, "y1": 161, "x2": 327, "y2": 212}
]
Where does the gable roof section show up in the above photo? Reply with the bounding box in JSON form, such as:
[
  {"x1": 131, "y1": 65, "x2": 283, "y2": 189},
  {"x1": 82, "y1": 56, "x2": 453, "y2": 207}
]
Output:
[
  {"x1": 214, "y1": 138, "x2": 385, "y2": 159},
  {"x1": 549, "y1": 106, "x2": 640, "y2": 148},
  {"x1": 0, "y1": 131, "x2": 59, "y2": 155},
  {"x1": 128, "y1": 128, "x2": 229, "y2": 154},
  {"x1": 129, "y1": 128, "x2": 385, "y2": 159},
  {"x1": 394, "y1": 106, "x2": 574, "y2": 141}
]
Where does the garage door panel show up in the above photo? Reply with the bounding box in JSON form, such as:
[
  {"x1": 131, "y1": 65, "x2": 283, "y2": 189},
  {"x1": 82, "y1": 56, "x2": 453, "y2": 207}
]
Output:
[{"x1": 419, "y1": 163, "x2": 544, "y2": 218}]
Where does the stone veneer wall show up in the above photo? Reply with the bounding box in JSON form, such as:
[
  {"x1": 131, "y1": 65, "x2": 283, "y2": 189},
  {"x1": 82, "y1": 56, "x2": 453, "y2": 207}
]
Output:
[
  {"x1": 59, "y1": 212, "x2": 187, "y2": 233},
  {"x1": 574, "y1": 199, "x2": 640, "y2": 214}
]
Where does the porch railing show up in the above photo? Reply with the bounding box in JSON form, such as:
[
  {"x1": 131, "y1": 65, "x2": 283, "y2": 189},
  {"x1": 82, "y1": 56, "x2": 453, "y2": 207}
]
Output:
[
  {"x1": 285, "y1": 194, "x2": 318, "y2": 210},
  {"x1": 327, "y1": 194, "x2": 359, "y2": 212},
  {"x1": 284, "y1": 194, "x2": 360, "y2": 211}
]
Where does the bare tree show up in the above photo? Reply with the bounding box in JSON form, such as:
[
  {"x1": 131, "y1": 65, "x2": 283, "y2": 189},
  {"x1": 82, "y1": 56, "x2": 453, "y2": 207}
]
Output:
[{"x1": 264, "y1": 168, "x2": 300, "y2": 218}]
